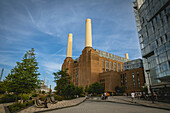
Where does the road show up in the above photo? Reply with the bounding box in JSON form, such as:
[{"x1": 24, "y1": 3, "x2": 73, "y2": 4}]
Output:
[{"x1": 46, "y1": 100, "x2": 169, "y2": 113}]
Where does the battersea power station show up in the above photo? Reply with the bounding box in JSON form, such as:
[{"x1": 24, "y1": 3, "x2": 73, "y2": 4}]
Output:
[{"x1": 62, "y1": 19, "x2": 145, "y2": 93}]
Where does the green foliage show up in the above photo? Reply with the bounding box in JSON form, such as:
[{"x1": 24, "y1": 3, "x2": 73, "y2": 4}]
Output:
[
  {"x1": 39, "y1": 96, "x2": 45, "y2": 101},
  {"x1": 88, "y1": 82, "x2": 104, "y2": 95},
  {"x1": 0, "y1": 82, "x2": 6, "y2": 94},
  {"x1": 9, "y1": 100, "x2": 34, "y2": 113},
  {"x1": 4, "y1": 48, "x2": 40, "y2": 102},
  {"x1": 115, "y1": 86, "x2": 125, "y2": 93},
  {"x1": 0, "y1": 94, "x2": 18, "y2": 103},
  {"x1": 75, "y1": 86, "x2": 83, "y2": 96},
  {"x1": 18, "y1": 94, "x2": 30, "y2": 101},
  {"x1": 53, "y1": 69, "x2": 71, "y2": 96},
  {"x1": 79, "y1": 94, "x2": 85, "y2": 97},
  {"x1": 39, "y1": 90, "x2": 41, "y2": 94},
  {"x1": 53, "y1": 69, "x2": 83, "y2": 99},
  {"x1": 42, "y1": 91, "x2": 45, "y2": 94},
  {"x1": 9, "y1": 103, "x2": 24, "y2": 113},
  {"x1": 32, "y1": 93, "x2": 38, "y2": 97},
  {"x1": 85, "y1": 85, "x2": 89, "y2": 93},
  {"x1": 54, "y1": 95, "x2": 63, "y2": 101},
  {"x1": 63, "y1": 84, "x2": 76, "y2": 99}
]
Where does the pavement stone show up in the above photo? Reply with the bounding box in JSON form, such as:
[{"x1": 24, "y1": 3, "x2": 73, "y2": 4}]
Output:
[
  {"x1": 18, "y1": 97, "x2": 86, "y2": 113},
  {"x1": 46, "y1": 100, "x2": 170, "y2": 113},
  {"x1": 87, "y1": 96, "x2": 170, "y2": 110},
  {"x1": 0, "y1": 104, "x2": 5, "y2": 113}
]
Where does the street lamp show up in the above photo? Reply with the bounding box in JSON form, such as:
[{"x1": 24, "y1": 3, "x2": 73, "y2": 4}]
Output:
[{"x1": 146, "y1": 70, "x2": 154, "y2": 104}]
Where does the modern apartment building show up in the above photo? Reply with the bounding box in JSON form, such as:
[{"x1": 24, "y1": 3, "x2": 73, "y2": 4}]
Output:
[{"x1": 133, "y1": 0, "x2": 170, "y2": 90}]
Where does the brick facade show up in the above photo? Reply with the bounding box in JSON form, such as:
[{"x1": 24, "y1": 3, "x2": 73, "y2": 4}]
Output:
[{"x1": 62, "y1": 47, "x2": 145, "y2": 93}]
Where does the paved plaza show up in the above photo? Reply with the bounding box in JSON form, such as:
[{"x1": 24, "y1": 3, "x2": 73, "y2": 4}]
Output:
[
  {"x1": 1, "y1": 96, "x2": 170, "y2": 113},
  {"x1": 47, "y1": 101, "x2": 170, "y2": 113}
]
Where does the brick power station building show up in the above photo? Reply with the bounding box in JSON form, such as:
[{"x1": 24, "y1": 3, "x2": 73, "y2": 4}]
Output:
[{"x1": 62, "y1": 19, "x2": 145, "y2": 93}]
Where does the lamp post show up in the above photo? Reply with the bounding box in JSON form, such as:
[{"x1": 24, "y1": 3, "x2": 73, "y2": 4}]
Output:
[{"x1": 146, "y1": 70, "x2": 154, "y2": 104}]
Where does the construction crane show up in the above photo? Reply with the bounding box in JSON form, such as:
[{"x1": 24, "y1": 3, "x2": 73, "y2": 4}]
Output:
[{"x1": 0, "y1": 68, "x2": 4, "y2": 81}]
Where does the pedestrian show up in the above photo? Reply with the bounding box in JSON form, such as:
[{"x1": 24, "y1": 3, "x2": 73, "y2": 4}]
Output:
[
  {"x1": 44, "y1": 98, "x2": 48, "y2": 108},
  {"x1": 104, "y1": 92, "x2": 108, "y2": 100},
  {"x1": 131, "y1": 91, "x2": 135, "y2": 103},
  {"x1": 101, "y1": 94, "x2": 104, "y2": 100}
]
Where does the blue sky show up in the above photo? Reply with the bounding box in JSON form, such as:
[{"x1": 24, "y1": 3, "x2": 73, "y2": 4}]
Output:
[{"x1": 0, "y1": 0, "x2": 140, "y2": 90}]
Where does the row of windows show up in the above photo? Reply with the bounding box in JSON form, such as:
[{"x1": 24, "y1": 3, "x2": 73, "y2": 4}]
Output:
[
  {"x1": 102, "y1": 60, "x2": 123, "y2": 72},
  {"x1": 120, "y1": 72, "x2": 141, "y2": 89},
  {"x1": 96, "y1": 49, "x2": 129, "y2": 62}
]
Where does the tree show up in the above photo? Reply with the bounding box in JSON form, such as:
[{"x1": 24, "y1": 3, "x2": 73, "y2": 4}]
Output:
[
  {"x1": 53, "y1": 69, "x2": 71, "y2": 96},
  {"x1": 85, "y1": 85, "x2": 89, "y2": 93},
  {"x1": 88, "y1": 82, "x2": 104, "y2": 95},
  {"x1": 63, "y1": 84, "x2": 76, "y2": 98},
  {"x1": 0, "y1": 82, "x2": 6, "y2": 94},
  {"x1": 4, "y1": 48, "x2": 40, "y2": 103},
  {"x1": 75, "y1": 86, "x2": 83, "y2": 96}
]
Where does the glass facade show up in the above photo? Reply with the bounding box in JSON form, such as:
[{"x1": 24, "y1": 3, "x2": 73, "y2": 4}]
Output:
[
  {"x1": 95, "y1": 49, "x2": 130, "y2": 62},
  {"x1": 133, "y1": 0, "x2": 170, "y2": 85},
  {"x1": 124, "y1": 59, "x2": 143, "y2": 70}
]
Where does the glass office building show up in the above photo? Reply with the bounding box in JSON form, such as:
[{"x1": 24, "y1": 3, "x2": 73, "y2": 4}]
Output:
[
  {"x1": 133, "y1": 0, "x2": 170, "y2": 86},
  {"x1": 124, "y1": 59, "x2": 143, "y2": 70}
]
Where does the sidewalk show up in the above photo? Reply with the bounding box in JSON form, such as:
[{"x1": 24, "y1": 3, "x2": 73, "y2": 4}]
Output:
[
  {"x1": 0, "y1": 102, "x2": 14, "y2": 113},
  {"x1": 88, "y1": 96, "x2": 170, "y2": 110},
  {"x1": 19, "y1": 97, "x2": 86, "y2": 113}
]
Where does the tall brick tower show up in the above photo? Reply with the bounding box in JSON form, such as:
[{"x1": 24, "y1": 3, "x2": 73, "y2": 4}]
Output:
[
  {"x1": 78, "y1": 19, "x2": 101, "y2": 87},
  {"x1": 62, "y1": 33, "x2": 74, "y2": 82}
]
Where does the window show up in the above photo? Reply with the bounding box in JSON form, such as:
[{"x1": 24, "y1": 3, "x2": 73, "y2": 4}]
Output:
[
  {"x1": 110, "y1": 61, "x2": 113, "y2": 71},
  {"x1": 137, "y1": 72, "x2": 140, "y2": 87},
  {"x1": 125, "y1": 73, "x2": 127, "y2": 89},
  {"x1": 118, "y1": 63, "x2": 121, "y2": 72},
  {"x1": 102, "y1": 60, "x2": 105, "y2": 72},
  {"x1": 106, "y1": 60, "x2": 109, "y2": 72},
  {"x1": 76, "y1": 79, "x2": 78, "y2": 86},
  {"x1": 132, "y1": 72, "x2": 135, "y2": 88},
  {"x1": 120, "y1": 74, "x2": 123, "y2": 86},
  {"x1": 114, "y1": 62, "x2": 117, "y2": 72},
  {"x1": 121, "y1": 64, "x2": 124, "y2": 71}
]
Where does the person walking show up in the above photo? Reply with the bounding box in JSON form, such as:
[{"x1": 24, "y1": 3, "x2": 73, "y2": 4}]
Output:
[
  {"x1": 104, "y1": 92, "x2": 108, "y2": 100},
  {"x1": 131, "y1": 91, "x2": 135, "y2": 103}
]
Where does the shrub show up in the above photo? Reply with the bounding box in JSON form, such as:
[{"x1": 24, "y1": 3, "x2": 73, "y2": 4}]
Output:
[
  {"x1": 24, "y1": 100, "x2": 34, "y2": 106},
  {"x1": 54, "y1": 95, "x2": 63, "y2": 101},
  {"x1": 9, "y1": 100, "x2": 34, "y2": 113},
  {"x1": 18, "y1": 94, "x2": 30, "y2": 101},
  {"x1": 32, "y1": 93, "x2": 38, "y2": 97},
  {"x1": 80, "y1": 94, "x2": 85, "y2": 97},
  {"x1": 9, "y1": 103, "x2": 25, "y2": 113},
  {"x1": 39, "y1": 96, "x2": 45, "y2": 101},
  {"x1": 0, "y1": 94, "x2": 17, "y2": 103}
]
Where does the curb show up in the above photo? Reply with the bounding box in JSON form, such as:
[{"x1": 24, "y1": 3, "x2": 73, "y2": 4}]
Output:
[
  {"x1": 33, "y1": 97, "x2": 87, "y2": 113},
  {"x1": 87, "y1": 99, "x2": 170, "y2": 111}
]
